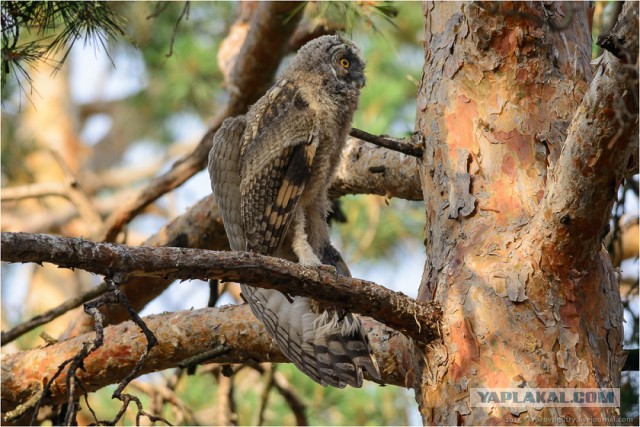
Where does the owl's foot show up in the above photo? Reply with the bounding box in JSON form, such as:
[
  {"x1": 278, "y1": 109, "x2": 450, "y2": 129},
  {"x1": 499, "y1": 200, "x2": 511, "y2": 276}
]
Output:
[{"x1": 316, "y1": 264, "x2": 338, "y2": 275}]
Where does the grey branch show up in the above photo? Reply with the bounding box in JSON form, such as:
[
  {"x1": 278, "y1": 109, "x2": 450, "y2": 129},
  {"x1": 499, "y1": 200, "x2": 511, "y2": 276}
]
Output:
[
  {"x1": 1, "y1": 232, "x2": 440, "y2": 343},
  {"x1": 332, "y1": 137, "x2": 422, "y2": 200}
]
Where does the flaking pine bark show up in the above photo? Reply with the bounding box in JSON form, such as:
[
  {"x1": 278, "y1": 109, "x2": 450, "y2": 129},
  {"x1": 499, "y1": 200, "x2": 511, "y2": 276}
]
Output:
[{"x1": 412, "y1": 2, "x2": 637, "y2": 425}]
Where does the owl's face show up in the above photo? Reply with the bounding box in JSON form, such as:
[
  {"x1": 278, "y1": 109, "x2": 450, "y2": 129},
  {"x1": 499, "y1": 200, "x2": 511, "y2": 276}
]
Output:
[
  {"x1": 328, "y1": 41, "x2": 366, "y2": 91},
  {"x1": 291, "y1": 35, "x2": 366, "y2": 95}
]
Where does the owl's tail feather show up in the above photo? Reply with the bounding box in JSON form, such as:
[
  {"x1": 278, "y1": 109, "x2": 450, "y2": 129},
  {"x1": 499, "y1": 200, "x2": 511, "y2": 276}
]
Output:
[{"x1": 240, "y1": 284, "x2": 380, "y2": 388}]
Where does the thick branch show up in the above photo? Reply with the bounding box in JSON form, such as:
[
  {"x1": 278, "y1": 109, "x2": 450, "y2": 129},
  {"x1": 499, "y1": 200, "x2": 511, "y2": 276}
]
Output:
[
  {"x1": 1, "y1": 305, "x2": 412, "y2": 413},
  {"x1": 527, "y1": 1, "x2": 639, "y2": 271},
  {"x1": 1, "y1": 232, "x2": 440, "y2": 343},
  {"x1": 331, "y1": 137, "x2": 422, "y2": 200},
  {"x1": 97, "y1": 2, "x2": 305, "y2": 242}
]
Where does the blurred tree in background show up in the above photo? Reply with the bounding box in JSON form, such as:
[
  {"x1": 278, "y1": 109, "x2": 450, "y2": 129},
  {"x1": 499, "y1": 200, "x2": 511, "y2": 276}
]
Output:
[{"x1": 1, "y1": 1, "x2": 638, "y2": 425}]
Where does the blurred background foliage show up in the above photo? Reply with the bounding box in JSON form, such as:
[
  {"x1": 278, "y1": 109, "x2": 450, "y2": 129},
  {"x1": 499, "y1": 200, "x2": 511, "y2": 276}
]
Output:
[{"x1": 1, "y1": 1, "x2": 637, "y2": 425}]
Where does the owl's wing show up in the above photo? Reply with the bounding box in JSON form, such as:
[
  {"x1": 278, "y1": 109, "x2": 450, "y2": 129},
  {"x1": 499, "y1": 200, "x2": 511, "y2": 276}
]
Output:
[
  {"x1": 239, "y1": 87, "x2": 317, "y2": 255},
  {"x1": 208, "y1": 116, "x2": 247, "y2": 252},
  {"x1": 209, "y1": 89, "x2": 380, "y2": 389}
]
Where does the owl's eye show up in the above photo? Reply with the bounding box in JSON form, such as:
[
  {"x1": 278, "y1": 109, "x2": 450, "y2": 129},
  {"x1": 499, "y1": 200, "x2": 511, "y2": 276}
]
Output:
[{"x1": 339, "y1": 58, "x2": 350, "y2": 68}]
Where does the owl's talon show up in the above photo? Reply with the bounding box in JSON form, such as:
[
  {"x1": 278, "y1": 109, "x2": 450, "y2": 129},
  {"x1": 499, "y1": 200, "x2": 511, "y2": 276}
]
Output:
[{"x1": 317, "y1": 264, "x2": 338, "y2": 275}]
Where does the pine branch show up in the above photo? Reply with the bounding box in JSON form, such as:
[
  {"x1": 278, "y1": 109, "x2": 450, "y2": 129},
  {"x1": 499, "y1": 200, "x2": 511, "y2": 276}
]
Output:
[
  {"x1": 1, "y1": 232, "x2": 440, "y2": 343},
  {"x1": 1, "y1": 1, "x2": 125, "y2": 88},
  {"x1": 349, "y1": 128, "x2": 424, "y2": 158},
  {"x1": 525, "y1": 1, "x2": 639, "y2": 273},
  {"x1": 1, "y1": 305, "x2": 413, "y2": 414},
  {"x1": 331, "y1": 136, "x2": 422, "y2": 200}
]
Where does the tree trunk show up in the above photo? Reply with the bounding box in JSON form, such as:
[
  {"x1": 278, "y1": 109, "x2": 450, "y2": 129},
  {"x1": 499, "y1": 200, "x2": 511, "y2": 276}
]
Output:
[{"x1": 413, "y1": 2, "x2": 630, "y2": 424}]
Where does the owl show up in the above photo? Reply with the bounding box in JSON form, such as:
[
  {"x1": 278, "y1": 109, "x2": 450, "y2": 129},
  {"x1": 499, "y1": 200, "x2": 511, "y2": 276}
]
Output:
[{"x1": 208, "y1": 35, "x2": 379, "y2": 388}]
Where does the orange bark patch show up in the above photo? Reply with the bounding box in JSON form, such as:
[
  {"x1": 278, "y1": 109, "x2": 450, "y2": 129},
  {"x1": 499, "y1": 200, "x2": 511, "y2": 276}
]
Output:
[
  {"x1": 487, "y1": 180, "x2": 523, "y2": 227},
  {"x1": 492, "y1": 27, "x2": 520, "y2": 57},
  {"x1": 494, "y1": 130, "x2": 534, "y2": 166},
  {"x1": 449, "y1": 318, "x2": 480, "y2": 381},
  {"x1": 445, "y1": 96, "x2": 478, "y2": 163},
  {"x1": 501, "y1": 154, "x2": 517, "y2": 177},
  {"x1": 559, "y1": 302, "x2": 580, "y2": 330}
]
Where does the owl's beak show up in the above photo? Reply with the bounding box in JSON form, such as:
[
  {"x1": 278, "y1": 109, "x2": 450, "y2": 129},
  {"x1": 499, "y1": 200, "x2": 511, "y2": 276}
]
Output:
[{"x1": 355, "y1": 75, "x2": 366, "y2": 89}]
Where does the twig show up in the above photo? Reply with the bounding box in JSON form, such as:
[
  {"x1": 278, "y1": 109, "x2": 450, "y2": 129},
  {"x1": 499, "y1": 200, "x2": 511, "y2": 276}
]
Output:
[
  {"x1": 166, "y1": 2, "x2": 190, "y2": 58},
  {"x1": 252, "y1": 364, "x2": 308, "y2": 426},
  {"x1": 216, "y1": 372, "x2": 236, "y2": 426},
  {"x1": 256, "y1": 364, "x2": 275, "y2": 426},
  {"x1": 49, "y1": 149, "x2": 103, "y2": 234},
  {"x1": 27, "y1": 357, "x2": 75, "y2": 425},
  {"x1": 80, "y1": 278, "x2": 164, "y2": 426},
  {"x1": 349, "y1": 128, "x2": 424, "y2": 158},
  {"x1": 1, "y1": 232, "x2": 441, "y2": 343},
  {"x1": 1, "y1": 282, "x2": 108, "y2": 345},
  {"x1": 178, "y1": 343, "x2": 232, "y2": 368},
  {"x1": 1, "y1": 182, "x2": 71, "y2": 201},
  {"x1": 2, "y1": 388, "x2": 44, "y2": 422},
  {"x1": 130, "y1": 380, "x2": 197, "y2": 425}
]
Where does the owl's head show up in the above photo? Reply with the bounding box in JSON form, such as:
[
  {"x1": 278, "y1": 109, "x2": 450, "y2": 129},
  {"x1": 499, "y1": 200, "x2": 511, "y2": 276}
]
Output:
[{"x1": 289, "y1": 35, "x2": 366, "y2": 95}]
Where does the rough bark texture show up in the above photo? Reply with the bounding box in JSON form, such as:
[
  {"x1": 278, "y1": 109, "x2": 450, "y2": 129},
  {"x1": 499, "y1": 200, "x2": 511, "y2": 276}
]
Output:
[
  {"x1": 331, "y1": 137, "x2": 422, "y2": 201},
  {"x1": 413, "y1": 1, "x2": 635, "y2": 425},
  {"x1": 0, "y1": 305, "x2": 411, "y2": 412},
  {"x1": 1, "y1": 232, "x2": 440, "y2": 343}
]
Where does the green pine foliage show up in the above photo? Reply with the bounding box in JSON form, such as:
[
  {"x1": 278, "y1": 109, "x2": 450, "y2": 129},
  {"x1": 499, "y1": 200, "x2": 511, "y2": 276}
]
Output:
[{"x1": 1, "y1": 1, "x2": 125, "y2": 89}]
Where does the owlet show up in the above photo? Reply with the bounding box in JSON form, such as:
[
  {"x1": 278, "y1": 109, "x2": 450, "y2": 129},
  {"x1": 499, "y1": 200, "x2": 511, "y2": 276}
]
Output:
[{"x1": 208, "y1": 35, "x2": 379, "y2": 387}]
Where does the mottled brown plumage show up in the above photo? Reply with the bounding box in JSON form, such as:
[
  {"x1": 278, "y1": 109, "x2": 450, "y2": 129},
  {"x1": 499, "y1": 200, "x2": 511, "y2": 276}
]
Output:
[{"x1": 208, "y1": 35, "x2": 379, "y2": 387}]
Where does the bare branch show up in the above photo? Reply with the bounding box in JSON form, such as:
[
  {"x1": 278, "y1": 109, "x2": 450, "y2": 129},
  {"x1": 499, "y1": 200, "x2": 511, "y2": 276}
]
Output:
[
  {"x1": 256, "y1": 364, "x2": 274, "y2": 426},
  {"x1": 526, "y1": 1, "x2": 639, "y2": 272},
  {"x1": 2, "y1": 149, "x2": 103, "y2": 235},
  {"x1": 49, "y1": 150, "x2": 103, "y2": 235},
  {"x1": 349, "y1": 128, "x2": 424, "y2": 158},
  {"x1": 1, "y1": 232, "x2": 440, "y2": 343},
  {"x1": 60, "y1": 194, "x2": 231, "y2": 338},
  {"x1": 252, "y1": 364, "x2": 308, "y2": 426},
  {"x1": 1, "y1": 182, "x2": 71, "y2": 201},
  {"x1": 129, "y1": 380, "x2": 196, "y2": 425},
  {"x1": 1, "y1": 282, "x2": 108, "y2": 345},
  {"x1": 331, "y1": 137, "x2": 422, "y2": 200},
  {"x1": 1, "y1": 305, "x2": 410, "y2": 414}
]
